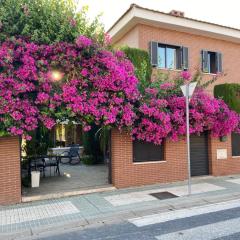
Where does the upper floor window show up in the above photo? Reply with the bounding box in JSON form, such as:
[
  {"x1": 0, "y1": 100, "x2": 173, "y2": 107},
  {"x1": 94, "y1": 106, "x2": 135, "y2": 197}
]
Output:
[
  {"x1": 158, "y1": 45, "x2": 178, "y2": 69},
  {"x1": 202, "y1": 50, "x2": 222, "y2": 74},
  {"x1": 149, "y1": 41, "x2": 188, "y2": 70}
]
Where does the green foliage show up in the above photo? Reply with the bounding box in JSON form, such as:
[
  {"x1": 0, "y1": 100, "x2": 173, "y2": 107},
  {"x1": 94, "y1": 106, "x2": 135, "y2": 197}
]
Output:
[
  {"x1": 24, "y1": 124, "x2": 54, "y2": 156},
  {"x1": 82, "y1": 125, "x2": 103, "y2": 164},
  {"x1": 81, "y1": 155, "x2": 95, "y2": 165},
  {"x1": 121, "y1": 46, "x2": 152, "y2": 92},
  {"x1": 214, "y1": 83, "x2": 240, "y2": 113},
  {"x1": 0, "y1": 0, "x2": 105, "y2": 44}
]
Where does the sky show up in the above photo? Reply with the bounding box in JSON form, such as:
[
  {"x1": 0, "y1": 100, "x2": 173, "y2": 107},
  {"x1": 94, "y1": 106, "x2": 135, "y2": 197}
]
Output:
[{"x1": 78, "y1": 0, "x2": 240, "y2": 31}]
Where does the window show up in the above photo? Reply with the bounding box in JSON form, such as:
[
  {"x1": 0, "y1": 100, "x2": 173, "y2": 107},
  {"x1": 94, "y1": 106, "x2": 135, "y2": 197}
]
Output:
[
  {"x1": 202, "y1": 50, "x2": 222, "y2": 74},
  {"x1": 149, "y1": 41, "x2": 188, "y2": 70},
  {"x1": 232, "y1": 133, "x2": 240, "y2": 156},
  {"x1": 133, "y1": 140, "x2": 164, "y2": 162},
  {"x1": 158, "y1": 45, "x2": 178, "y2": 69}
]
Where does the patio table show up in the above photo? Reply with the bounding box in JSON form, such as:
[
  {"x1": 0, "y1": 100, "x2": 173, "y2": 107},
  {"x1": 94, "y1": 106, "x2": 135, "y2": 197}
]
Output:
[{"x1": 48, "y1": 146, "x2": 84, "y2": 156}]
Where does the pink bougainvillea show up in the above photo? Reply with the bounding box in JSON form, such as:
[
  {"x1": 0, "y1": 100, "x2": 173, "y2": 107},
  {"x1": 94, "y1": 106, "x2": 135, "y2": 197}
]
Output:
[
  {"x1": 0, "y1": 36, "x2": 139, "y2": 139},
  {"x1": 0, "y1": 36, "x2": 239, "y2": 144},
  {"x1": 131, "y1": 79, "x2": 240, "y2": 144}
]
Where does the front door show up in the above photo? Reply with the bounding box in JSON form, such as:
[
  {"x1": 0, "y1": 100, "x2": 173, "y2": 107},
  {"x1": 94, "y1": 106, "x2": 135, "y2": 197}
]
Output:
[{"x1": 190, "y1": 133, "x2": 209, "y2": 176}]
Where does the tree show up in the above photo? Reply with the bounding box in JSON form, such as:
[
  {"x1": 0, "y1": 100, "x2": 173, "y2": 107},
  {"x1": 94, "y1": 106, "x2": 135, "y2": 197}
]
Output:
[{"x1": 0, "y1": 0, "x2": 105, "y2": 44}]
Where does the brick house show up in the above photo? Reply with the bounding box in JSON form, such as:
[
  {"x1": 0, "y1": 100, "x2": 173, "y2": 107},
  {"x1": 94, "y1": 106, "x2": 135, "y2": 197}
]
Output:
[
  {"x1": 108, "y1": 4, "x2": 240, "y2": 188},
  {"x1": 1, "y1": 4, "x2": 240, "y2": 205}
]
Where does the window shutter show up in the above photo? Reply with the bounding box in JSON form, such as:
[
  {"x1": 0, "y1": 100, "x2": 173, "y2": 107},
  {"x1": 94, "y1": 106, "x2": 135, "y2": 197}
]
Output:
[
  {"x1": 202, "y1": 50, "x2": 209, "y2": 73},
  {"x1": 216, "y1": 52, "x2": 223, "y2": 73},
  {"x1": 176, "y1": 48, "x2": 182, "y2": 69},
  {"x1": 182, "y1": 47, "x2": 189, "y2": 70},
  {"x1": 149, "y1": 41, "x2": 158, "y2": 67}
]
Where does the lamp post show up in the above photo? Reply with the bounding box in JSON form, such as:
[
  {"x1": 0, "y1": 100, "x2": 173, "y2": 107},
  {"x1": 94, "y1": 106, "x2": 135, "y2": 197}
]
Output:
[{"x1": 180, "y1": 81, "x2": 197, "y2": 195}]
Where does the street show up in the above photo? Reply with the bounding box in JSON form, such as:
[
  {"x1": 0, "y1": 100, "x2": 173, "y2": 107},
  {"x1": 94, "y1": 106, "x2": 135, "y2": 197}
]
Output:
[{"x1": 37, "y1": 200, "x2": 240, "y2": 240}]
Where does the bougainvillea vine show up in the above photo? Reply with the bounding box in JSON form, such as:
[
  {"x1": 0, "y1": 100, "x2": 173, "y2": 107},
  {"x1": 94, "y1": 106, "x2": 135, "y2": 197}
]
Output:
[{"x1": 0, "y1": 36, "x2": 239, "y2": 143}]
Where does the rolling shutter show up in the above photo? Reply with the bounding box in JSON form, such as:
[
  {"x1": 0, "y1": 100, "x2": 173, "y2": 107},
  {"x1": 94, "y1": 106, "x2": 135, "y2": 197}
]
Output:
[
  {"x1": 182, "y1": 47, "x2": 189, "y2": 70},
  {"x1": 149, "y1": 41, "x2": 158, "y2": 67},
  {"x1": 202, "y1": 50, "x2": 209, "y2": 73},
  {"x1": 190, "y1": 133, "x2": 209, "y2": 176},
  {"x1": 216, "y1": 52, "x2": 223, "y2": 73}
]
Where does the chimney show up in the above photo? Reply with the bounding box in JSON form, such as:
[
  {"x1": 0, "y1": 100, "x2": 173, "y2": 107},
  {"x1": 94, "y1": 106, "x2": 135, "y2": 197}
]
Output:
[{"x1": 169, "y1": 10, "x2": 185, "y2": 17}]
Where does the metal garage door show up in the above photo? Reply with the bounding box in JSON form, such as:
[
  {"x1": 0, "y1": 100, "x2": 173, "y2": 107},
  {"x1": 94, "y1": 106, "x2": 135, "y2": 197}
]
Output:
[{"x1": 190, "y1": 133, "x2": 209, "y2": 176}]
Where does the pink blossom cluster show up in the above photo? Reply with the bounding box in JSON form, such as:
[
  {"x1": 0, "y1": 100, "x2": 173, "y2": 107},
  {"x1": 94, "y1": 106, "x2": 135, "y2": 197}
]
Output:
[
  {"x1": 0, "y1": 37, "x2": 239, "y2": 144},
  {"x1": 0, "y1": 37, "x2": 139, "y2": 139},
  {"x1": 131, "y1": 83, "x2": 240, "y2": 144}
]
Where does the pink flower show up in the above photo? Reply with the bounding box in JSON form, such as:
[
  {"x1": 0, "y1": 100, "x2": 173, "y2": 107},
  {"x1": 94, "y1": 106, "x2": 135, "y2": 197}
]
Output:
[
  {"x1": 81, "y1": 68, "x2": 88, "y2": 77},
  {"x1": 181, "y1": 71, "x2": 191, "y2": 81},
  {"x1": 83, "y1": 125, "x2": 91, "y2": 131},
  {"x1": 76, "y1": 35, "x2": 92, "y2": 48},
  {"x1": 69, "y1": 18, "x2": 77, "y2": 27},
  {"x1": 160, "y1": 82, "x2": 175, "y2": 90}
]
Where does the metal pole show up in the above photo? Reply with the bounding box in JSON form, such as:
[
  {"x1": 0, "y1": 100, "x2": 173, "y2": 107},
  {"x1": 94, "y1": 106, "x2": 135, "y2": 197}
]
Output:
[{"x1": 186, "y1": 83, "x2": 191, "y2": 195}]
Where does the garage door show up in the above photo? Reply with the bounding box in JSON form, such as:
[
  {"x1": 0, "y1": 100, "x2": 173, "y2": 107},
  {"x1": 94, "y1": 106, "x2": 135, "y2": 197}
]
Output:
[{"x1": 190, "y1": 133, "x2": 209, "y2": 176}]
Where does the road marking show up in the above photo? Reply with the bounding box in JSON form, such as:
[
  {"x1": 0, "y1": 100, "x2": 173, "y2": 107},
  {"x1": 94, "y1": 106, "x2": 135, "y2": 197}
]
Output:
[
  {"x1": 105, "y1": 183, "x2": 224, "y2": 206},
  {"x1": 155, "y1": 217, "x2": 240, "y2": 240},
  {"x1": 0, "y1": 201, "x2": 79, "y2": 225},
  {"x1": 129, "y1": 199, "x2": 240, "y2": 227}
]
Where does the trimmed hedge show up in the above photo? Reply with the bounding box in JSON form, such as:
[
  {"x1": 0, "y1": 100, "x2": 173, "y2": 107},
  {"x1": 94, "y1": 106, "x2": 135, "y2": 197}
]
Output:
[
  {"x1": 121, "y1": 46, "x2": 152, "y2": 92},
  {"x1": 214, "y1": 83, "x2": 240, "y2": 113}
]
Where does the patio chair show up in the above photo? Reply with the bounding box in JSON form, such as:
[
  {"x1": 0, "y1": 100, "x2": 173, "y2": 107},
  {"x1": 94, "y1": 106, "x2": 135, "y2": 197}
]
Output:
[
  {"x1": 28, "y1": 156, "x2": 46, "y2": 177},
  {"x1": 60, "y1": 147, "x2": 81, "y2": 165},
  {"x1": 43, "y1": 155, "x2": 60, "y2": 176}
]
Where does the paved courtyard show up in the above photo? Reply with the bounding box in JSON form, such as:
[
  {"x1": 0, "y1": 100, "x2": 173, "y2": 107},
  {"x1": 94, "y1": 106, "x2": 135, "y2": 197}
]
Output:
[
  {"x1": 1, "y1": 175, "x2": 240, "y2": 239},
  {"x1": 22, "y1": 163, "x2": 109, "y2": 200}
]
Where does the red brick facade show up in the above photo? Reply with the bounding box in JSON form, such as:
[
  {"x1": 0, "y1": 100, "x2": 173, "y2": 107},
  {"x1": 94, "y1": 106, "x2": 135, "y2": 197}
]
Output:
[
  {"x1": 111, "y1": 130, "x2": 240, "y2": 188},
  {"x1": 0, "y1": 136, "x2": 21, "y2": 205},
  {"x1": 209, "y1": 135, "x2": 240, "y2": 176},
  {"x1": 116, "y1": 24, "x2": 240, "y2": 95},
  {"x1": 110, "y1": 16, "x2": 240, "y2": 188},
  {"x1": 111, "y1": 129, "x2": 188, "y2": 188}
]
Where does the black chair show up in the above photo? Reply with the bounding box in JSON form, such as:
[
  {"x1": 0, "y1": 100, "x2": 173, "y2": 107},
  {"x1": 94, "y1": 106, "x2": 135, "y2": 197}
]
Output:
[
  {"x1": 60, "y1": 147, "x2": 81, "y2": 165},
  {"x1": 43, "y1": 155, "x2": 60, "y2": 176},
  {"x1": 28, "y1": 156, "x2": 45, "y2": 177}
]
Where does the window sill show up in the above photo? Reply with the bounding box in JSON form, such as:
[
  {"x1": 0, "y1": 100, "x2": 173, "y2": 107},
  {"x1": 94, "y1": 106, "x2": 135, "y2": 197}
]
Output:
[
  {"x1": 202, "y1": 72, "x2": 218, "y2": 76},
  {"x1": 133, "y1": 160, "x2": 166, "y2": 165},
  {"x1": 231, "y1": 156, "x2": 240, "y2": 159},
  {"x1": 155, "y1": 67, "x2": 182, "y2": 72}
]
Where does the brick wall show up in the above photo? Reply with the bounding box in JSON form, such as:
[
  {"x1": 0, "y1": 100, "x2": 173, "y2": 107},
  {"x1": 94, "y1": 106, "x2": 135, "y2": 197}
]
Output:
[
  {"x1": 115, "y1": 24, "x2": 240, "y2": 95},
  {"x1": 209, "y1": 135, "x2": 240, "y2": 176},
  {"x1": 111, "y1": 129, "x2": 240, "y2": 188},
  {"x1": 0, "y1": 136, "x2": 21, "y2": 205},
  {"x1": 111, "y1": 129, "x2": 188, "y2": 188}
]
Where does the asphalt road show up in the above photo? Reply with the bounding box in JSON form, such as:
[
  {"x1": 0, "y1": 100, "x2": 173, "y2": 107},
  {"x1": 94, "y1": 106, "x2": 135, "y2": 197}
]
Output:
[{"x1": 37, "y1": 201, "x2": 240, "y2": 240}]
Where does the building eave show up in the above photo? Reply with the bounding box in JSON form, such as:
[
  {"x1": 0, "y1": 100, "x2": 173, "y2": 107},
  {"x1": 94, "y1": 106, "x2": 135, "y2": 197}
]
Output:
[{"x1": 107, "y1": 4, "x2": 240, "y2": 44}]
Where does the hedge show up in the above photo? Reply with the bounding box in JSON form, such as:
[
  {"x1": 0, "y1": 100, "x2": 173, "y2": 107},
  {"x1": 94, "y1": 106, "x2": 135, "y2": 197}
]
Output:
[{"x1": 214, "y1": 83, "x2": 240, "y2": 113}]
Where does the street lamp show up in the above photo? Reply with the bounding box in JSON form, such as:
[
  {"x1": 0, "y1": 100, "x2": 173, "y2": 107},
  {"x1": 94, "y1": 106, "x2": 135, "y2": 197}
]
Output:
[{"x1": 180, "y1": 81, "x2": 197, "y2": 195}]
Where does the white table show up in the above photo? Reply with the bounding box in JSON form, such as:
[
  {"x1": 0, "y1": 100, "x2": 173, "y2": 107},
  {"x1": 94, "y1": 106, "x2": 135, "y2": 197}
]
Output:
[{"x1": 48, "y1": 146, "x2": 84, "y2": 156}]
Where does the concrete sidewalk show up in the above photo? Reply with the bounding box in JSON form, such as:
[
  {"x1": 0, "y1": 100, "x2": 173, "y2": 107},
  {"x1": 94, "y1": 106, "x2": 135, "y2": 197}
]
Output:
[{"x1": 1, "y1": 175, "x2": 240, "y2": 240}]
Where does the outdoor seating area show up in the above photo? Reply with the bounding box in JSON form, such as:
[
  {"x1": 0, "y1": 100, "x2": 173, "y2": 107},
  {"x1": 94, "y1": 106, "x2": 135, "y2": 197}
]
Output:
[
  {"x1": 22, "y1": 163, "x2": 109, "y2": 198},
  {"x1": 21, "y1": 125, "x2": 111, "y2": 199}
]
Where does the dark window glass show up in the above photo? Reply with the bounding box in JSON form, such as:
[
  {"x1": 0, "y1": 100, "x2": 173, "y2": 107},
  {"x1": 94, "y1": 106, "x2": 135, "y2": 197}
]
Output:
[
  {"x1": 133, "y1": 140, "x2": 164, "y2": 162},
  {"x1": 207, "y1": 52, "x2": 217, "y2": 74},
  {"x1": 202, "y1": 50, "x2": 222, "y2": 74},
  {"x1": 232, "y1": 133, "x2": 240, "y2": 156}
]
